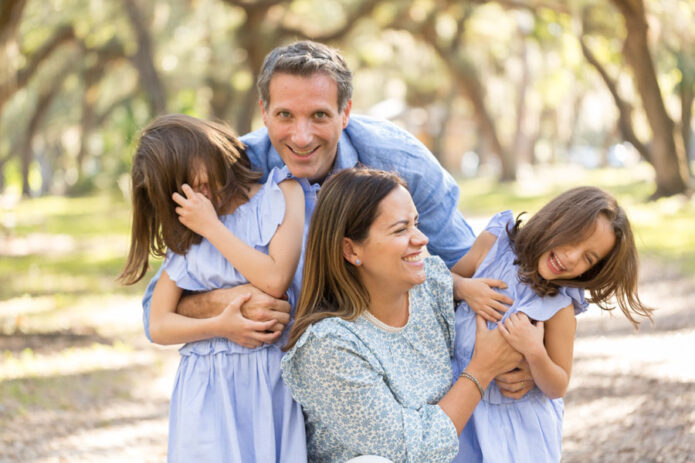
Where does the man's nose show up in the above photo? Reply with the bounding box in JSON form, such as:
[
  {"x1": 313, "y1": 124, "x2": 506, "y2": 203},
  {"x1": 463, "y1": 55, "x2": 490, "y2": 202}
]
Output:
[{"x1": 291, "y1": 120, "x2": 312, "y2": 147}]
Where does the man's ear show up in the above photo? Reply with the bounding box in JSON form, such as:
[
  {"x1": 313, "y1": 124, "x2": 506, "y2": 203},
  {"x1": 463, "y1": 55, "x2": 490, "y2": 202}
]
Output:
[
  {"x1": 343, "y1": 237, "x2": 360, "y2": 265},
  {"x1": 341, "y1": 100, "x2": 352, "y2": 129}
]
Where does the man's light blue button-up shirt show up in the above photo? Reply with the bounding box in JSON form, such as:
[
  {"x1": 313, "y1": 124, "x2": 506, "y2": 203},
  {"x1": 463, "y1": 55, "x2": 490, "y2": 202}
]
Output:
[{"x1": 141, "y1": 114, "x2": 475, "y2": 341}]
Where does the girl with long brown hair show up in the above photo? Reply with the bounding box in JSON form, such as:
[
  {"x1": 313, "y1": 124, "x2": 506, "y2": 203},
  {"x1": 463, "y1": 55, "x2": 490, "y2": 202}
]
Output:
[
  {"x1": 119, "y1": 114, "x2": 307, "y2": 462},
  {"x1": 450, "y1": 186, "x2": 654, "y2": 462},
  {"x1": 281, "y1": 168, "x2": 523, "y2": 462}
]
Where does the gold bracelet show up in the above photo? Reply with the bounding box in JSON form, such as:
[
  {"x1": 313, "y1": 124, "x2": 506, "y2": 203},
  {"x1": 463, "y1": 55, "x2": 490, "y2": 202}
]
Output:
[{"x1": 459, "y1": 370, "x2": 484, "y2": 399}]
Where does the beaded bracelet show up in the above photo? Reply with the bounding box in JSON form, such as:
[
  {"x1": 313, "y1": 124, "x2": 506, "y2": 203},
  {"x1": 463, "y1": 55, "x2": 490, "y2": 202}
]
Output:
[{"x1": 459, "y1": 370, "x2": 485, "y2": 399}]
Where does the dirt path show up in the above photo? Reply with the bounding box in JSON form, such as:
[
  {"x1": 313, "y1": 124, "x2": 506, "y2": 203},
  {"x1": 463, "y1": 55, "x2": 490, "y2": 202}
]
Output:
[
  {"x1": 0, "y1": 258, "x2": 693, "y2": 462},
  {"x1": 563, "y1": 258, "x2": 695, "y2": 462}
]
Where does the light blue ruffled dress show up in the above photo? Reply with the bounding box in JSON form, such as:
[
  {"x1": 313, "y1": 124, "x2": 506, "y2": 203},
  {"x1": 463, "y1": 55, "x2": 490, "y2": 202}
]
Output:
[
  {"x1": 452, "y1": 211, "x2": 588, "y2": 463},
  {"x1": 162, "y1": 166, "x2": 307, "y2": 463},
  {"x1": 281, "y1": 256, "x2": 460, "y2": 463}
]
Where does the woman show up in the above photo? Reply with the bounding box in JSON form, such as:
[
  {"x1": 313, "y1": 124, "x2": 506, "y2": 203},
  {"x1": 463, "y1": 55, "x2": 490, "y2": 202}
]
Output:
[{"x1": 281, "y1": 168, "x2": 522, "y2": 462}]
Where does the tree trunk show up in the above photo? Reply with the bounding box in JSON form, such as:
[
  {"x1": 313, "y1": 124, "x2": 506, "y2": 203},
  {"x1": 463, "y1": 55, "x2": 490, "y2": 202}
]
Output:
[
  {"x1": 512, "y1": 28, "x2": 530, "y2": 166},
  {"x1": 20, "y1": 62, "x2": 72, "y2": 197},
  {"x1": 611, "y1": 0, "x2": 689, "y2": 197},
  {"x1": 122, "y1": 0, "x2": 166, "y2": 116},
  {"x1": 579, "y1": 36, "x2": 652, "y2": 165},
  {"x1": 678, "y1": 52, "x2": 694, "y2": 178}
]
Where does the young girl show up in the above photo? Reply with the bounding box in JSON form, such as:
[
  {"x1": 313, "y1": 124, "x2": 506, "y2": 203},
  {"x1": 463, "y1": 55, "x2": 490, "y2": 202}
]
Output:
[
  {"x1": 119, "y1": 114, "x2": 307, "y2": 462},
  {"x1": 451, "y1": 186, "x2": 653, "y2": 462}
]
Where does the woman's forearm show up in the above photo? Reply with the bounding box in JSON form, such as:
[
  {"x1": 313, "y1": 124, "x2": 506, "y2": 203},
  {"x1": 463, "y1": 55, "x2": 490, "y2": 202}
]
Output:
[{"x1": 438, "y1": 360, "x2": 495, "y2": 434}]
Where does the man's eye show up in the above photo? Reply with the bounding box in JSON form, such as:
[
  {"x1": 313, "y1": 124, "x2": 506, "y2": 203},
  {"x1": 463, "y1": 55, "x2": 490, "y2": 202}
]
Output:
[
  {"x1": 278, "y1": 111, "x2": 290, "y2": 118},
  {"x1": 315, "y1": 111, "x2": 327, "y2": 119}
]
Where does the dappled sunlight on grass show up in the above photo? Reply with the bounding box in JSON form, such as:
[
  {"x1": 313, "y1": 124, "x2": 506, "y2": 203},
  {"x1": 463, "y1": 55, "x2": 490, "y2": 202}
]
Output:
[{"x1": 3, "y1": 193, "x2": 132, "y2": 237}]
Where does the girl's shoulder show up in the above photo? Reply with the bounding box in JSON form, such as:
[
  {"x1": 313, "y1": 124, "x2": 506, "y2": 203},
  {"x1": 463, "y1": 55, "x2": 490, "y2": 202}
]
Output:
[{"x1": 483, "y1": 210, "x2": 515, "y2": 238}]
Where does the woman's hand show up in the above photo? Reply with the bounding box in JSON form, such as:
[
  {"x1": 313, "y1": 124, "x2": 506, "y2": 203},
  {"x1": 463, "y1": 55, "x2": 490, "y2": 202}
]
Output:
[
  {"x1": 498, "y1": 312, "x2": 545, "y2": 358},
  {"x1": 455, "y1": 277, "x2": 513, "y2": 322},
  {"x1": 470, "y1": 315, "x2": 523, "y2": 380},
  {"x1": 172, "y1": 183, "x2": 220, "y2": 237}
]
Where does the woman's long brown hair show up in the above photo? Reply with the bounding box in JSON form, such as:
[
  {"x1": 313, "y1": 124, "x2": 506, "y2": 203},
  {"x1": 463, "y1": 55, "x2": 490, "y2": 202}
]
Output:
[
  {"x1": 284, "y1": 168, "x2": 407, "y2": 351},
  {"x1": 509, "y1": 186, "x2": 653, "y2": 327},
  {"x1": 118, "y1": 114, "x2": 261, "y2": 285}
]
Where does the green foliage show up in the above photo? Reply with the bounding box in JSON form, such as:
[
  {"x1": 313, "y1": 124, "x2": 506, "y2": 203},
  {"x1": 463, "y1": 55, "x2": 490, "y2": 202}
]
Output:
[{"x1": 457, "y1": 165, "x2": 695, "y2": 276}]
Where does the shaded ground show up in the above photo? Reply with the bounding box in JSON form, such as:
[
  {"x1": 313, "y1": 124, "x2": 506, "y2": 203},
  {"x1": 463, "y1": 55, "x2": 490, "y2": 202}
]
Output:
[
  {"x1": 563, "y1": 257, "x2": 695, "y2": 463},
  {"x1": 1, "y1": 257, "x2": 692, "y2": 462}
]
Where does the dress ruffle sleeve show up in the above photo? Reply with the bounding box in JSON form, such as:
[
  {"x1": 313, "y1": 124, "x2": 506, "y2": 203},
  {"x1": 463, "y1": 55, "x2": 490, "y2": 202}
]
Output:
[
  {"x1": 162, "y1": 249, "x2": 204, "y2": 292},
  {"x1": 505, "y1": 273, "x2": 589, "y2": 322},
  {"x1": 483, "y1": 210, "x2": 515, "y2": 238}
]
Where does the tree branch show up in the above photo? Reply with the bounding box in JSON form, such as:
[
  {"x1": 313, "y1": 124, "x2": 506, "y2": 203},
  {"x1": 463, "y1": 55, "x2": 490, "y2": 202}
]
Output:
[
  {"x1": 0, "y1": 24, "x2": 75, "y2": 109},
  {"x1": 579, "y1": 35, "x2": 652, "y2": 164}
]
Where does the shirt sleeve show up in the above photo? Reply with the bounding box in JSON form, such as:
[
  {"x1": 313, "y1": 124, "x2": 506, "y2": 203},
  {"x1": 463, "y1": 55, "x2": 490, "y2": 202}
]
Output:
[
  {"x1": 282, "y1": 329, "x2": 459, "y2": 462},
  {"x1": 408, "y1": 159, "x2": 476, "y2": 268},
  {"x1": 344, "y1": 116, "x2": 476, "y2": 268}
]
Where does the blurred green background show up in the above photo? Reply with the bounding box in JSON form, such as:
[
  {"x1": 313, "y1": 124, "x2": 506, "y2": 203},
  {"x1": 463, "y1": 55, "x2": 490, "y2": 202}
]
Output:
[{"x1": 1, "y1": 0, "x2": 694, "y2": 461}]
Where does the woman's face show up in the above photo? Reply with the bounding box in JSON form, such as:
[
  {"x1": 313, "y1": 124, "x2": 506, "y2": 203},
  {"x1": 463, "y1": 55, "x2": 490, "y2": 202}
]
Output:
[
  {"x1": 352, "y1": 185, "x2": 429, "y2": 294},
  {"x1": 537, "y1": 214, "x2": 616, "y2": 281}
]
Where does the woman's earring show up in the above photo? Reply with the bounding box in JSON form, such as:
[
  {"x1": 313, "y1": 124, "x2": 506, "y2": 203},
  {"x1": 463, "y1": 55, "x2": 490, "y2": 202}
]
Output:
[{"x1": 355, "y1": 259, "x2": 361, "y2": 266}]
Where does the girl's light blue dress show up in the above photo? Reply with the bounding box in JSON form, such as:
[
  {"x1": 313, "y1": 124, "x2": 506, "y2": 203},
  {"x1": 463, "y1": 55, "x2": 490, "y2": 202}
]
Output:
[
  {"x1": 162, "y1": 167, "x2": 307, "y2": 463},
  {"x1": 281, "y1": 256, "x2": 460, "y2": 463},
  {"x1": 452, "y1": 211, "x2": 588, "y2": 463}
]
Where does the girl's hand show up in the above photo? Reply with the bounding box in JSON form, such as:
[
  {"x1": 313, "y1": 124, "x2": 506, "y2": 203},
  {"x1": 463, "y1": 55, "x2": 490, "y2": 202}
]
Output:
[
  {"x1": 456, "y1": 277, "x2": 513, "y2": 322},
  {"x1": 498, "y1": 312, "x2": 545, "y2": 358},
  {"x1": 212, "y1": 293, "x2": 282, "y2": 349},
  {"x1": 172, "y1": 183, "x2": 219, "y2": 237}
]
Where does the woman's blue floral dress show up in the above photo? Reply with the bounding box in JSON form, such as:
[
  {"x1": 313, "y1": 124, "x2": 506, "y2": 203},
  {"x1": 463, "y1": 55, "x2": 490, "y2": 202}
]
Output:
[{"x1": 281, "y1": 256, "x2": 460, "y2": 463}]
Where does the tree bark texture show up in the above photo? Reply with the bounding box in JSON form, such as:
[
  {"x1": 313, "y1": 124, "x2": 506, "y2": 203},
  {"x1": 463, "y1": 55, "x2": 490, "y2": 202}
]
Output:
[
  {"x1": 579, "y1": 36, "x2": 652, "y2": 165},
  {"x1": 611, "y1": 0, "x2": 689, "y2": 197}
]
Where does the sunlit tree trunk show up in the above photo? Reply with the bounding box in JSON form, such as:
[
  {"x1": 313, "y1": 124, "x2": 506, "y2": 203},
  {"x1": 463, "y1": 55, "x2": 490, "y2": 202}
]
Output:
[
  {"x1": 677, "y1": 52, "x2": 694, "y2": 178},
  {"x1": 611, "y1": 0, "x2": 689, "y2": 197},
  {"x1": 579, "y1": 36, "x2": 652, "y2": 165}
]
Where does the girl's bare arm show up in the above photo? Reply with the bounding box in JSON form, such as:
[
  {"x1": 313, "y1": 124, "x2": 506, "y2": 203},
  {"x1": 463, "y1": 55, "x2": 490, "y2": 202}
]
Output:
[{"x1": 499, "y1": 304, "x2": 575, "y2": 399}]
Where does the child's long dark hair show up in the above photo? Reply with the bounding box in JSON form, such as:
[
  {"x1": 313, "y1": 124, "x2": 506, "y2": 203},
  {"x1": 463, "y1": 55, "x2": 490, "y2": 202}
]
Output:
[
  {"x1": 118, "y1": 114, "x2": 261, "y2": 285},
  {"x1": 508, "y1": 186, "x2": 653, "y2": 328}
]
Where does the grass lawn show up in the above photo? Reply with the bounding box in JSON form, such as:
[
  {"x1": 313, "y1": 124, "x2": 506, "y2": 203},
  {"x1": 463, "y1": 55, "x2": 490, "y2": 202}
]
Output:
[{"x1": 456, "y1": 163, "x2": 695, "y2": 276}]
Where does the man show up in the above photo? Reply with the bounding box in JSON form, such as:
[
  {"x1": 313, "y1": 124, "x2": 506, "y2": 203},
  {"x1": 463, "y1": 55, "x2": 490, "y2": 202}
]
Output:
[{"x1": 142, "y1": 40, "x2": 530, "y2": 395}]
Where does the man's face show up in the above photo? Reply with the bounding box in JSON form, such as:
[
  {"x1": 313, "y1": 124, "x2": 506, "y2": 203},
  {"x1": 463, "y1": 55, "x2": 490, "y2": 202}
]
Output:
[{"x1": 261, "y1": 72, "x2": 351, "y2": 183}]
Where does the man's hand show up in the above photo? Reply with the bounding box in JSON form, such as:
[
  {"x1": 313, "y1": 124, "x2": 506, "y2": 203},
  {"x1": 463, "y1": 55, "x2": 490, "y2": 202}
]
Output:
[
  {"x1": 495, "y1": 359, "x2": 535, "y2": 399},
  {"x1": 239, "y1": 285, "x2": 291, "y2": 332},
  {"x1": 176, "y1": 284, "x2": 292, "y2": 346},
  {"x1": 455, "y1": 277, "x2": 513, "y2": 322}
]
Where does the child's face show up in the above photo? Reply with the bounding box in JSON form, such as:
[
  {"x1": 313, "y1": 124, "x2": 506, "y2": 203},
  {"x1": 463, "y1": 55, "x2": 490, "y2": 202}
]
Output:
[
  {"x1": 537, "y1": 215, "x2": 616, "y2": 281},
  {"x1": 190, "y1": 165, "x2": 211, "y2": 200}
]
